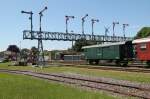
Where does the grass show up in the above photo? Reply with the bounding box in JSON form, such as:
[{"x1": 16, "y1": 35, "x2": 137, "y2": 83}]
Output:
[
  {"x1": 0, "y1": 72, "x2": 117, "y2": 99},
  {"x1": 0, "y1": 62, "x2": 150, "y2": 83}
]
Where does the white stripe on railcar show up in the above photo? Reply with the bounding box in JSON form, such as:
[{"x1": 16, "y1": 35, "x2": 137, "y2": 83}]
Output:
[
  {"x1": 132, "y1": 38, "x2": 150, "y2": 44},
  {"x1": 82, "y1": 41, "x2": 126, "y2": 49}
]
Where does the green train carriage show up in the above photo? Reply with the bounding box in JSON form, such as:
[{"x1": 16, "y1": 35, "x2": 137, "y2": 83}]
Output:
[{"x1": 82, "y1": 41, "x2": 133, "y2": 66}]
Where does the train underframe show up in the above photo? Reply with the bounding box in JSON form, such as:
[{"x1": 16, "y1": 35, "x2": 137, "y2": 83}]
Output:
[
  {"x1": 87, "y1": 59, "x2": 128, "y2": 66},
  {"x1": 87, "y1": 59, "x2": 150, "y2": 67}
]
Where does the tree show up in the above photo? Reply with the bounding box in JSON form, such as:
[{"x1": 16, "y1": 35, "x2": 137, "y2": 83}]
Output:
[
  {"x1": 72, "y1": 38, "x2": 97, "y2": 52},
  {"x1": 7, "y1": 45, "x2": 20, "y2": 61},
  {"x1": 50, "y1": 50, "x2": 59, "y2": 60},
  {"x1": 7, "y1": 45, "x2": 20, "y2": 53},
  {"x1": 135, "y1": 27, "x2": 150, "y2": 39},
  {"x1": 44, "y1": 50, "x2": 49, "y2": 56},
  {"x1": 20, "y1": 48, "x2": 30, "y2": 61},
  {"x1": 30, "y1": 46, "x2": 38, "y2": 64}
]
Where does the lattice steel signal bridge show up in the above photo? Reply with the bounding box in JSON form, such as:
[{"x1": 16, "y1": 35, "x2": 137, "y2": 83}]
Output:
[{"x1": 23, "y1": 30, "x2": 133, "y2": 42}]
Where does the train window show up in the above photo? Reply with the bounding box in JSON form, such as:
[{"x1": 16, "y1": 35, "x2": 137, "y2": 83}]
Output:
[{"x1": 140, "y1": 43, "x2": 147, "y2": 51}]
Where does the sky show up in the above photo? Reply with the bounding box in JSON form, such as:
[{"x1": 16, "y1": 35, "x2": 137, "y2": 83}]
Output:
[{"x1": 0, "y1": 0, "x2": 150, "y2": 51}]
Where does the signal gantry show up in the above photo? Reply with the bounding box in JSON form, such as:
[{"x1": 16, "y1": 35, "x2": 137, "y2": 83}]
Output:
[{"x1": 21, "y1": 8, "x2": 133, "y2": 66}]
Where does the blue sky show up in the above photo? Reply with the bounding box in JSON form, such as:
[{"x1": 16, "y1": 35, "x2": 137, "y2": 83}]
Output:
[{"x1": 0, "y1": 0, "x2": 150, "y2": 51}]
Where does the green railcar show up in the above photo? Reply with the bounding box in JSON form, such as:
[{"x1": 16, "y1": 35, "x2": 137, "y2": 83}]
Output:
[{"x1": 82, "y1": 41, "x2": 133, "y2": 66}]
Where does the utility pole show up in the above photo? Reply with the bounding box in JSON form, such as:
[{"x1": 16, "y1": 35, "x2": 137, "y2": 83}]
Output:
[
  {"x1": 104, "y1": 26, "x2": 110, "y2": 42},
  {"x1": 112, "y1": 22, "x2": 119, "y2": 37},
  {"x1": 123, "y1": 24, "x2": 129, "y2": 39},
  {"x1": 38, "y1": 6, "x2": 47, "y2": 66},
  {"x1": 81, "y1": 14, "x2": 88, "y2": 34},
  {"x1": 104, "y1": 26, "x2": 110, "y2": 37},
  {"x1": 21, "y1": 11, "x2": 33, "y2": 39},
  {"x1": 91, "y1": 19, "x2": 99, "y2": 40},
  {"x1": 65, "y1": 15, "x2": 74, "y2": 33}
]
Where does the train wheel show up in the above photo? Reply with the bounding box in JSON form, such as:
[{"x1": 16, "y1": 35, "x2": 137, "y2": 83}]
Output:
[
  {"x1": 115, "y1": 60, "x2": 128, "y2": 67},
  {"x1": 121, "y1": 62, "x2": 128, "y2": 67},
  {"x1": 146, "y1": 61, "x2": 150, "y2": 68},
  {"x1": 95, "y1": 60, "x2": 99, "y2": 65},
  {"x1": 89, "y1": 60, "x2": 93, "y2": 65}
]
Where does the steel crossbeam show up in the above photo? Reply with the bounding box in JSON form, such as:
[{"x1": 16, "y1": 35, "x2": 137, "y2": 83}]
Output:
[{"x1": 23, "y1": 30, "x2": 133, "y2": 42}]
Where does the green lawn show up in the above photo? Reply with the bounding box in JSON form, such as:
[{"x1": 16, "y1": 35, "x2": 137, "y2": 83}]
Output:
[
  {"x1": 0, "y1": 73, "x2": 117, "y2": 99},
  {"x1": 0, "y1": 62, "x2": 150, "y2": 83}
]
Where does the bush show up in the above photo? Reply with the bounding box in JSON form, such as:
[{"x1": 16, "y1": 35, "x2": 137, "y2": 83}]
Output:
[
  {"x1": 19, "y1": 62, "x2": 27, "y2": 66},
  {"x1": 2, "y1": 59, "x2": 9, "y2": 63}
]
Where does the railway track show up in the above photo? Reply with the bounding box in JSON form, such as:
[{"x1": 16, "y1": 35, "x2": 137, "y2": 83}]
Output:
[
  {"x1": 48, "y1": 60, "x2": 150, "y2": 73},
  {"x1": 49, "y1": 62, "x2": 150, "y2": 73},
  {"x1": 0, "y1": 69, "x2": 150, "y2": 99},
  {"x1": 77, "y1": 65, "x2": 150, "y2": 73}
]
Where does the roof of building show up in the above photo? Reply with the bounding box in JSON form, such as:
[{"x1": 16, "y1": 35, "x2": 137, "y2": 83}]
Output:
[
  {"x1": 82, "y1": 41, "x2": 126, "y2": 49},
  {"x1": 132, "y1": 38, "x2": 150, "y2": 44}
]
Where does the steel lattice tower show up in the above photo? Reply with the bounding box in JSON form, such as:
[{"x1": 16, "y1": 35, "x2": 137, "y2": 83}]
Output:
[
  {"x1": 37, "y1": 37, "x2": 45, "y2": 65},
  {"x1": 37, "y1": 7, "x2": 47, "y2": 66}
]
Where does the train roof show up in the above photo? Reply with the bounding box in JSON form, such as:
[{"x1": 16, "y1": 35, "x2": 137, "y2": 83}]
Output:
[
  {"x1": 132, "y1": 38, "x2": 150, "y2": 44},
  {"x1": 82, "y1": 41, "x2": 126, "y2": 49}
]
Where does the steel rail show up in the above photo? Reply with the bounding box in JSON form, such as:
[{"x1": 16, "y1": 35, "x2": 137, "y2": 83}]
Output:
[
  {"x1": 0, "y1": 69, "x2": 149, "y2": 99},
  {"x1": 51, "y1": 63, "x2": 150, "y2": 73}
]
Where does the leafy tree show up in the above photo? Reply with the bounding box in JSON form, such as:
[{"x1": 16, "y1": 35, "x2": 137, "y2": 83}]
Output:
[
  {"x1": 135, "y1": 27, "x2": 150, "y2": 39},
  {"x1": 0, "y1": 51, "x2": 4, "y2": 58},
  {"x1": 30, "y1": 46, "x2": 38, "y2": 64},
  {"x1": 72, "y1": 38, "x2": 97, "y2": 52},
  {"x1": 50, "y1": 50, "x2": 59, "y2": 60},
  {"x1": 20, "y1": 48, "x2": 30, "y2": 61},
  {"x1": 44, "y1": 50, "x2": 49, "y2": 56},
  {"x1": 7, "y1": 45, "x2": 20, "y2": 61},
  {"x1": 7, "y1": 45, "x2": 20, "y2": 53}
]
